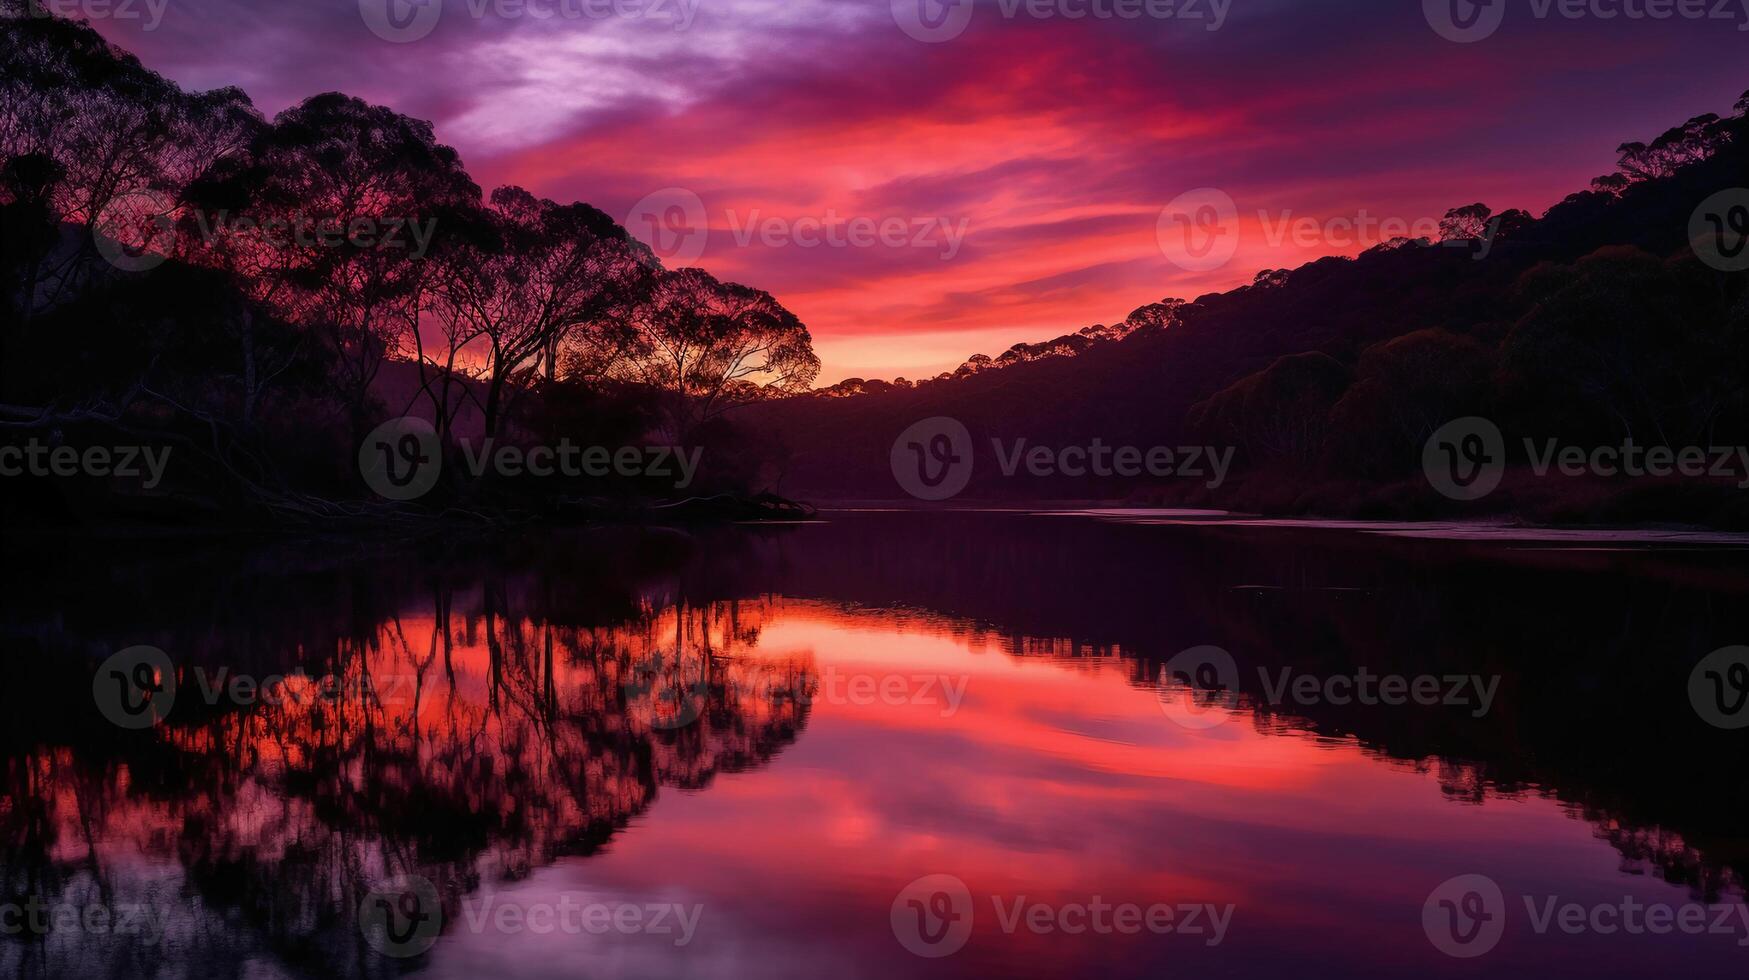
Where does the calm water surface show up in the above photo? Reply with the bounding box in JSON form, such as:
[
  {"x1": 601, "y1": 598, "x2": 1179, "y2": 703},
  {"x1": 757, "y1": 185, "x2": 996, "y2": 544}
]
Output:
[{"x1": 2, "y1": 510, "x2": 1746, "y2": 978}]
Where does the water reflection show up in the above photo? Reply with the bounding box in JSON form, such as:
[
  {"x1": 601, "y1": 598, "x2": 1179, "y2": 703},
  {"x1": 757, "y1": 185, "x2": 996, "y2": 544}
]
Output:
[
  {"x1": 1, "y1": 513, "x2": 1746, "y2": 978},
  {"x1": 1, "y1": 533, "x2": 813, "y2": 978}
]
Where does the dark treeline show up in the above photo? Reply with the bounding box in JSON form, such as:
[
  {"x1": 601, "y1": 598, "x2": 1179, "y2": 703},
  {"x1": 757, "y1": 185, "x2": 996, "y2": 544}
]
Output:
[
  {"x1": 0, "y1": 7, "x2": 818, "y2": 527},
  {"x1": 752, "y1": 90, "x2": 1749, "y2": 525}
]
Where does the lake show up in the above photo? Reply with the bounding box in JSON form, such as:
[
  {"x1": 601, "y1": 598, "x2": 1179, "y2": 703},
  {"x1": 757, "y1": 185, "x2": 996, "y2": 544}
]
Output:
[{"x1": 2, "y1": 509, "x2": 1746, "y2": 978}]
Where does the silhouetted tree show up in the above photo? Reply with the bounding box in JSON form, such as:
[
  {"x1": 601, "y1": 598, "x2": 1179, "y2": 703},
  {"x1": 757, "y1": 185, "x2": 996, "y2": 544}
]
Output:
[
  {"x1": 242, "y1": 93, "x2": 480, "y2": 438},
  {"x1": 613, "y1": 268, "x2": 819, "y2": 440},
  {"x1": 430, "y1": 186, "x2": 655, "y2": 440},
  {"x1": 0, "y1": 13, "x2": 257, "y2": 320},
  {"x1": 1613, "y1": 113, "x2": 1733, "y2": 183},
  {"x1": 1440, "y1": 203, "x2": 1493, "y2": 241},
  {"x1": 1491, "y1": 208, "x2": 1535, "y2": 243}
]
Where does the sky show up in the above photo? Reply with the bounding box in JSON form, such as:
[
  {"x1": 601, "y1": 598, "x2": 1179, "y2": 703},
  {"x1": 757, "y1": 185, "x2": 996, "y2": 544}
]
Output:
[{"x1": 85, "y1": 0, "x2": 1749, "y2": 384}]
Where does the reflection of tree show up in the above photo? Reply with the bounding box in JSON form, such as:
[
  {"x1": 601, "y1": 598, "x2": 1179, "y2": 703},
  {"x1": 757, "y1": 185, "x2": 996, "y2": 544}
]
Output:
[{"x1": 0, "y1": 568, "x2": 814, "y2": 979}]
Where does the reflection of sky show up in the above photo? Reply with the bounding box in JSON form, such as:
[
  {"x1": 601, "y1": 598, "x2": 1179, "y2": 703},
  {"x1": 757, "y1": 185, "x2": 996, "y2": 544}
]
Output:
[
  {"x1": 427, "y1": 601, "x2": 1749, "y2": 979},
  {"x1": 87, "y1": 1, "x2": 1749, "y2": 383}
]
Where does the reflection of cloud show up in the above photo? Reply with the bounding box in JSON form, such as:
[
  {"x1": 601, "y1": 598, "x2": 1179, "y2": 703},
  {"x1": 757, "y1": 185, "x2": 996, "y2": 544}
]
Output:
[
  {"x1": 424, "y1": 599, "x2": 1743, "y2": 979},
  {"x1": 10, "y1": 573, "x2": 1745, "y2": 979}
]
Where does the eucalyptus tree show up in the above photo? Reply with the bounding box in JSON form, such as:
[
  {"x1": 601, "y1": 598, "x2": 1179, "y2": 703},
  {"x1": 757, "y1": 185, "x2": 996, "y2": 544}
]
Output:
[
  {"x1": 614, "y1": 267, "x2": 820, "y2": 441},
  {"x1": 431, "y1": 186, "x2": 657, "y2": 440}
]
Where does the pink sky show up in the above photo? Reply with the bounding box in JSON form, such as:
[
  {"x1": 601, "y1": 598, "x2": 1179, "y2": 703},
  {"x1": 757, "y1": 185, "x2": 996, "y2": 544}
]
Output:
[{"x1": 92, "y1": 0, "x2": 1749, "y2": 383}]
